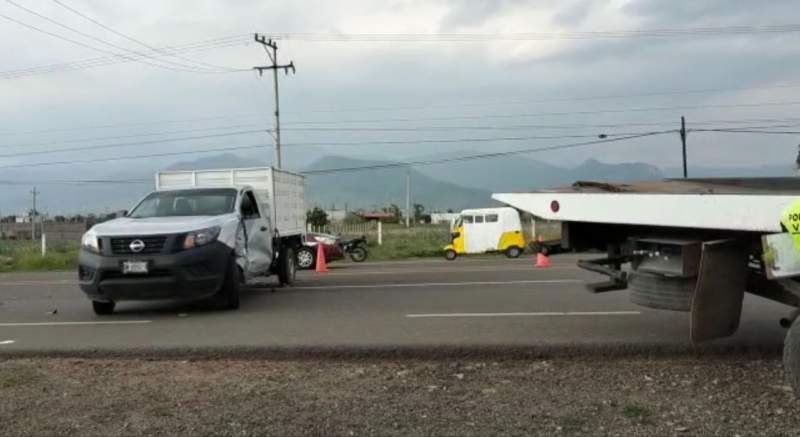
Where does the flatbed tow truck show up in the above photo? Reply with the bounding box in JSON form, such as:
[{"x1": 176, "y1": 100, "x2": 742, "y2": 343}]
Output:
[{"x1": 494, "y1": 177, "x2": 800, "y2": 394}]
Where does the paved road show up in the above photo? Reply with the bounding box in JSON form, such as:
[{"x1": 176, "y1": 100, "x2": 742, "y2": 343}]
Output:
[{"x1": 0, "y1": 254, "x2": 793, "y2": 353}]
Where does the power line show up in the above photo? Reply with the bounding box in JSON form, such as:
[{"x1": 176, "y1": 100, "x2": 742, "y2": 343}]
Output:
[
  {"x1": 0, "y1": 144, "x2": 269, "y2": 171},
  {"x1": 0, "y1": 12, "x2": 218, "y2": 74},
  {"x1": 280, "y1": 100, "x2": 800, "y2": 126},
  {"x1": 2, "y1": 107, "x2": 799, "y2": 145},
  {"x1": 0, "y1": 111, "x2": 261, "y2": 137},
  {"x1": 0, "y1": 178, "x2": 149, "y2": 185},
  {"x1": 263, "y1": 25, "x2": 800, "y2": 42},
  {"x1": 5, "y1": 0, "x2": 226, "y2": 73},
  {"x1": 50, "y1": 0, "x2": 244, "y2": 72},
  {"x1": 281, "y1": 82, "x2": 800, "y2": 115},
  {"x1": 0, "y1": 10, "x2": 245, "y2": 75},
  {"x1": 0, "y1": 129, "x2": 267, "y2": 158},
  {"x1": 6, "y1": 118, "x2": 799, "y2": 152},
  {"x1": 0, "y1": 123, "x2": 266, "y2": 149},
  {"x1": 0, "y1": 36, "x2": 248, "y2": 79},
  {"x1": 692, "y1": 128, "x2": 800, "y2": 135},
  {"x1": 301, "y1": 130, "x2": 675, "y2": 175},
  {"x1": 283, "y1": 132, "x2": 630, "y2": 149}
]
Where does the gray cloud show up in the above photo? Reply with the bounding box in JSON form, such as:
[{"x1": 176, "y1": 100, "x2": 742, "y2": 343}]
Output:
[{"x1": 1, "y1": 0, "x2": 800, "y2": 213}]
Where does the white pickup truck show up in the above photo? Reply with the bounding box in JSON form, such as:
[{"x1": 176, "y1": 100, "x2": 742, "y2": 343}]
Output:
[
  {"x1": 78, "y1": 167, "x2": 306, "y2": 315},
  {"x1": 494, "y1": 178, "x2": 800, "y2": 394}
]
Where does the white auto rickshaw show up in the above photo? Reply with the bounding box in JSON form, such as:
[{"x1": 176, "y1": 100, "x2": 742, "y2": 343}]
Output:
[{"x1": 444, "y1": 207, "x2": 526, "y2": 260}]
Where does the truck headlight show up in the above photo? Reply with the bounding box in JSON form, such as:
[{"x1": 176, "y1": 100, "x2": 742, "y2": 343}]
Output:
[
  {"x1": 183, "y1": 226, "x2": 221, "y2": 250},
  {"x1": 81, "y1": 230, "x2": 100, "y2": 253}
]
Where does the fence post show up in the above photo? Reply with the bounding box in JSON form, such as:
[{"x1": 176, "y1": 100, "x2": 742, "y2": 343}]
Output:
[
  {"x1": 41, "y1": 233, "x2": 46, "y2": 256},
  {"x1": 377, "y1": 221, "x2": 382, "y2": 246}
]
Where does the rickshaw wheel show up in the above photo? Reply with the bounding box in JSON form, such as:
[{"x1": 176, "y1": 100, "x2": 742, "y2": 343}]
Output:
[{"x1": 505, "y1": 246, "x2": 522, "y2": 258}]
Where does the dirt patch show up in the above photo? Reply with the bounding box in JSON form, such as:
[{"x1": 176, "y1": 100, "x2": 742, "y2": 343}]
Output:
[{"x1": 0, "y1": 356, "x2": 797, "y2": 436}]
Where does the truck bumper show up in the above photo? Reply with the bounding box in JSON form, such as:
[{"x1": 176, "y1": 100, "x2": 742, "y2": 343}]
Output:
[{"x1": 78, "y1": 242, "x2": 231, "y2": 302}]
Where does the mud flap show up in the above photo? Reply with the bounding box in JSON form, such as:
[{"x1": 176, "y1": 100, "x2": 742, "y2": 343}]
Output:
[{"x1": 690, "y1": 239, "x2": 749, "y2": 343}]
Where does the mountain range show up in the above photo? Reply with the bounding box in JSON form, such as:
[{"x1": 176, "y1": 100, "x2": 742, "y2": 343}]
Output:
[{"x1": 0, "y1": 151, "x2": 793, "y2": 215}]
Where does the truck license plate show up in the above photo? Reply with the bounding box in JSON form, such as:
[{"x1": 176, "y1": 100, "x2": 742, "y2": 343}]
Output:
[{"x1": 122, "y1": 261, "x2": 148, "y2": 274}]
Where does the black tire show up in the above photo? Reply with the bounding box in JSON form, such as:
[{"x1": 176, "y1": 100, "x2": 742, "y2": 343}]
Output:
[
  {"x1": 92, "y1": 300, "x2": 115, "y2": 315},
  {"x1": 784, "y1": 317, "x2": 800, "y2": 396},
  {"x1": 278, "y1": 246, "x2": 296, "y2": 286},
  {"x1": 348, "y1": 247, "x2": 368, "y2": 263},
  {"x1": 629, "y1": 270, "x2": 696, "y2": 312},
  {"x1": 505, "y1": 246, "x2": 522, "y2": 258},
  {"x1": 445, "y1": 249, "x2": 457, "y2": 261},
  {"x1": 215, "y1": 255, "x2": 240, "y2": 310},
  {"x1": 296, "y1": 246, "x2": 316, "y2": 270}
]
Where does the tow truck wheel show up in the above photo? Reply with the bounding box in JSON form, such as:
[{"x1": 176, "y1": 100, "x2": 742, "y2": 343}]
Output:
[
  {"x1": 278, "y1": 246, "x2": 296, "y2": 286},
  {"x1": 216, "y1": 255, "x2": 240, "y2": 310},
  {"x1": 784, "y1": 316, "x2": 800, "y2": 396},
  {"x1": 92, "y1": 300, "x2": 115, "y2": 315},
  {"x1": 629, "y1": 271, "x2": 695, "y2": 312}
]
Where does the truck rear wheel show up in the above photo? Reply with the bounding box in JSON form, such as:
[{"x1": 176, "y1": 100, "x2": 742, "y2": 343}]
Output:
[
  {"x1": 785, "y1": 316, "x2": 800, "y2": 396},
  {"x1": 278, "y1": 246, "x2": 296, "y2": 285},
  {"x1": 629, "y1": 271, "x2": 696, "y2": 312}
]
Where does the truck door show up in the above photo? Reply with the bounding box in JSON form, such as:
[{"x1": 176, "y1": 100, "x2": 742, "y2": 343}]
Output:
[{"x1": 239, "y1": 190, "x2": 273, "y2": 277}]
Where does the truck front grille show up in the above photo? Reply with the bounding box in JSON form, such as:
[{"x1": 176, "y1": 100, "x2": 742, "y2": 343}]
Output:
[{"x1": 109, "y1": 236, "x2": 168, "y2": 255}]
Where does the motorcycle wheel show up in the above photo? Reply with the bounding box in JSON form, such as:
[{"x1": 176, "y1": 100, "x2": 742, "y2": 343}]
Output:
[{"x1": 348, "y1": 246, "x2": 368, "y2": 262}]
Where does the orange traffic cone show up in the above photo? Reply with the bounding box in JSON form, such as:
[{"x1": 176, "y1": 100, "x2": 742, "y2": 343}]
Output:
[
  {"x1": 535, "y1": 252, "x2": 551, "y2": 268},
  {"x1": 534, "y1": 235, "x2": 551, "y2": 268},
  {"x1": 315, "y1": 243, "x2": 329, "y2": 273}
]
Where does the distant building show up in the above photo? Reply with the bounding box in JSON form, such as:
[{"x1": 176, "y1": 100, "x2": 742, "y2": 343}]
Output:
[
  {"x1": 430, "y1": 212, "x2": 459, "y2": 225},
  {"x1": 324, "y1": 209, "x2": 348, "y2": 222},
  {"x1": 15, "y1": 215, "x2": 31, "y2": 224},
  {"x1": 359, "y1": 212, "x2": 396, "y2": 222}
]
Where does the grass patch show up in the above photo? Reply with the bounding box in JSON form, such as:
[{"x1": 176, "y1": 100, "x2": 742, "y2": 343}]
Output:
[
  {"x1": 0, "y1": 366, "x2": 40, "y2": 389},
  {"x1": 0, "y1": 240, "x2": 78, "y2": 273},
  {"x1": 366, "y1": 226, "x2": 451, "y2": 261},
  {"x1": 622, "y1": 402, "x2": 653, "y2": 424}
]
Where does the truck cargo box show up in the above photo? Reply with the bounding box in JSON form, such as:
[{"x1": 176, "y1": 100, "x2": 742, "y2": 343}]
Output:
[{"x1": 155, "y1": 167, "x2": 306, "y2": 237}]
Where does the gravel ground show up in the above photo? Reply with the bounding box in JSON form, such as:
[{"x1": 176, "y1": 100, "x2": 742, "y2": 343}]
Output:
[{"x1": 1, "y1": 355, "x2": 798, "y2": 436}]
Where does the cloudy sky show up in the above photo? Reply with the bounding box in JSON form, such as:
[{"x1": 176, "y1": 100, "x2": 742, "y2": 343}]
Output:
[{"x1": 1, "y1": 0, "x2": 800, "y2": 212}]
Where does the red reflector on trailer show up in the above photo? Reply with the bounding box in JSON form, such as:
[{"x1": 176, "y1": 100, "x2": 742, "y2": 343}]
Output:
[{"x1": 550, "y1": 200, "x2": 560, "y2": 213}]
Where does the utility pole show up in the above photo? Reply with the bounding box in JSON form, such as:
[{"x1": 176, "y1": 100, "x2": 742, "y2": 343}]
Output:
[
  {"x1": 405, "y1": 168, "x2": 411, "y2": 228},
  {"x1": 31, "y1": 187, "x2": 38, "y2": 241},
  {"x1": 680, "y1": 116, "x2": 688, "y2": 178},
  {"x1": 253, "y1": 33, "x2": 296, "y2": 169}
]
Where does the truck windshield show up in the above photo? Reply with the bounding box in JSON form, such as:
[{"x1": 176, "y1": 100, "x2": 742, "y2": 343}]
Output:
[{"x1": 129, "y1": 189, "x2": 237, "y2": 218}]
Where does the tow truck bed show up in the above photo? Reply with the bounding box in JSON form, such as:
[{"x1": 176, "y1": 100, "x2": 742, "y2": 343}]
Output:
[{"x1": 493, "y1": 178, "x2": 800, "y2": 233}]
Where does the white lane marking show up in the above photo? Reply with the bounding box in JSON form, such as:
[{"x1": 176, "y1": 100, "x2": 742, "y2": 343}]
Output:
[
  {"x1": 0, "y1": 340, "x2": 15, "y2": 345},
  {"x1": 406, "y1": 311, "x2": 641, "y2": 318},
  {"x1": 2, "y1": 280, "x2": 76, "y2": 286},
  {"x1": 293, "y1": 279, "x2": 582, "y2": 290},
  {"x1": 0, "y1": 320, "x2": 152, "y2": 327},
  {"x1": 316, "y1": 266, "x2": 577, "y2": 276}
]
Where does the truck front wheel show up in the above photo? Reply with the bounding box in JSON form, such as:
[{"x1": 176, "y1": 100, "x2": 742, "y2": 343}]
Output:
[
  {"x1": 785, "y1": 316, "x2": 800, "y2": 395},
  {"x1": 92, "y1": 300, "x2": 115, "y2": 315},
  {"x1": 215, "y1": 255, "x2": 240, "y2": 310}
]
